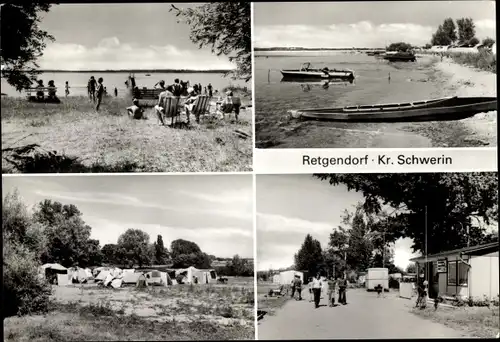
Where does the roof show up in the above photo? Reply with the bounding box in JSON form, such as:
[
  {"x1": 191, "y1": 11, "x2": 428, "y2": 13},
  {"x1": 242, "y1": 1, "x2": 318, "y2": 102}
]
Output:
[{"x1": 410, "y1": 242, "x2": 499, "y2": 262}]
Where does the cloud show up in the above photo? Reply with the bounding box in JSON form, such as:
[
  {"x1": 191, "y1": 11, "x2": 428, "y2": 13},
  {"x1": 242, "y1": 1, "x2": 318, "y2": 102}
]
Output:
[
  {"x1": 39, "y1": 37, "x2": 235, "y2": 70},
  {"x1": 178, "y1": 189, "x2": 253, "y2": 205},
  {"x1": 84, "y1": 216, "x2": 253, "y2": 258},
  {"x1": 254, "y1": 20, "x2": 496, "y2": 48},
  {"x1": 34, "y1": 190, "x2": 252, "y2": 221}
]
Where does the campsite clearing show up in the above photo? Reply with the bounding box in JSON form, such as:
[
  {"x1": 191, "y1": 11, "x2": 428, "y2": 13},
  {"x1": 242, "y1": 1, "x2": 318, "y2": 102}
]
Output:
[
  {"x1": 4, "y1": 277, "x2": 255, "y2": 341},
  {"x1": 1, "y1": 94, "x2": 252, "y2": 173}
]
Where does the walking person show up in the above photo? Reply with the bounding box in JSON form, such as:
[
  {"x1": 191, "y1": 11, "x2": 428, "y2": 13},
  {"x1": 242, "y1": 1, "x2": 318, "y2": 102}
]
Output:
[
  {"x1": 65, "y1": 81, "x2": 70, "y2": 97},
  {"x1": 290, "y1": 279, "x2": 296, "y2": 299},
  {"x1": 338, "y1": 274, "x2": 347, "y2": 305},
  {"x1": 292, "y1": 275, "x2": 303, "y2": 300},
  {"x1": 311, "y1": 273, "x2": 323, "y2": 308},
  {"x1": 327, "y1": 276, "x2": 337, "y2": 307},
  {"x1": 95, "y1": 77, "x2": 105, "y2": 111}
]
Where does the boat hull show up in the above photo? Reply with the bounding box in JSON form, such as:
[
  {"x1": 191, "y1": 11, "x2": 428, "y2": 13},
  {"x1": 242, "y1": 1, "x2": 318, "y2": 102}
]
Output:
[
  {"x1": 289, "y1": 97, "x2": 497, "y2": 122},
  {"x1": 281, "y1": 70, "x2": 354, "y2": 80},
  {"x1": 383, "y1": 55, "x2": 416, "y2": 62}
]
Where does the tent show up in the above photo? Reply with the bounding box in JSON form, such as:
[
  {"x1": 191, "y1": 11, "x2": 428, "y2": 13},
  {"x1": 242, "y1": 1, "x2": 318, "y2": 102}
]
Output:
[
  {"x1": 40, "y1": 263, "x2": 68, "y2": 284},
  {"x1": 272, "y1": 275, "x2": 280, "y2": 284},
  {"x1": 279, "y1": 270, "x2": 303, "y2": 285},
  {"x1": 71, "y1": 267, "x2": 92, "y2": 283},
  {"x1": 136, "y1": 274, "x2": 149, "y2": 288},
  {"x1": 104, "y1": 273, "x2": 114, "y2": 287},
  {"x1": 122, "y1": 272, "x2": 141, "y2": 284},
  {"x1": 110, "y1": 278, "x2": 123, "y2": 289},
  {"x1": 160, "y1": 272, "x2": 173, "y2": 286},
  {"x1": 96, "y1": 270, "x2": 111, "y2": 281},
  {"x1": 110, "y1": 268, "x2": 122, "y2": 278},
  {"x1": 57, "y1": 274, "x2": 70, "y2": 286},
  {"x1": 174, "y1": 267, "x2": 216, "y2": 284},
  {"x1": 145, "y1": 271, "x2": 163, "y2": 285}
]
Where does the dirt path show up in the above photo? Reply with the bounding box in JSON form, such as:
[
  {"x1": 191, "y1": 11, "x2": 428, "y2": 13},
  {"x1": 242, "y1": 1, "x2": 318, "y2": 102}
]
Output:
[{"x1": 258, "y1": 289, "x2": 468, "y2": 339}]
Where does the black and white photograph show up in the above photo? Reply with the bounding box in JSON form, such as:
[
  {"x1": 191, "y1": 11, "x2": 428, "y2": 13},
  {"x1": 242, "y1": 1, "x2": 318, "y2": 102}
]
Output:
[
  {"x1": 1, "y1": 2, "x2": 252, "y2": 173},
  {"x1": 3, "y1": 174, "x2": 255, "y2": 340},
  {"x1": 254, "y1": 1, "x2": 497, "y2": 149},
  {"x1": 256, "y1": 173, "x2": 499, "y2": 339}
]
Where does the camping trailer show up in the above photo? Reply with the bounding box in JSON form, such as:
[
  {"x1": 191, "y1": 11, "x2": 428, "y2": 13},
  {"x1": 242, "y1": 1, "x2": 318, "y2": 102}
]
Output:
[
  {"x1": 366, "y1": 268, "x2": 389, "y2": 291},
  {"x1": 279, "y1": 270, "x2": 304, "y2": 285}
]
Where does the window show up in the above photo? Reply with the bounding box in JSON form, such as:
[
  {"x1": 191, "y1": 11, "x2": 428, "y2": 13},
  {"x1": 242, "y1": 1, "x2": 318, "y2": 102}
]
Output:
[
  {"x1": 447, "y1": 260, "x2": 469, "y2": 287},
  {"x1": 447, "y1": 261, "x2": 457, "y2": 285},
  {"x1": 457, "y1": 261, "x2": 468, "y2": 286}
]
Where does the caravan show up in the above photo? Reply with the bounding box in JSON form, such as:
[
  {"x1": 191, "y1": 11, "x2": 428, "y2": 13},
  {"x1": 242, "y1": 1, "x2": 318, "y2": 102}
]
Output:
[{"x1": 366, "y1": 268, "x2": 389, "y2": 291}]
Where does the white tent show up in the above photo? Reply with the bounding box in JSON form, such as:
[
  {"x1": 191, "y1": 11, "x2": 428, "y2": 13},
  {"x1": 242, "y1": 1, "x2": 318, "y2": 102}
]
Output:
[
  {"x1": 110, "y1": 278, "x2": 123, "y2": 289},
  {"x1": 272, "y1": 274, "x2": 280, "y2": 284},
  {"x1": 279, "y1": 270, "x2": 303, "y2": 285},
  {"x1": 122, "y1": 272, "x2": 141, "y2": 284},
  {"x1": 104, "y1": 273, "x2": 114, "y2": 287},
  {"x1": 96, "y1": 270, "x2": 111, "y2": 281},
  {"x1": 174, "y1": 267, "x2": 216, "y2": 284}
]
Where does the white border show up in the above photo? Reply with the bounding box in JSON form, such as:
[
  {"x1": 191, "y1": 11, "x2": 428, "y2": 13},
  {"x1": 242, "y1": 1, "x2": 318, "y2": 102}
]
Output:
[{"x1": 254, "y1": 147, "x2": 498, "y2": 173}]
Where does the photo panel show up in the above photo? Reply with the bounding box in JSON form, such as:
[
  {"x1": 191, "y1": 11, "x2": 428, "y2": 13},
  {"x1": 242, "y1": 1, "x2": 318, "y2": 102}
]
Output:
[
  {"x1": 1, "y1": 2, "x2": 252, "y2": 173},
  {"x1": 253, "y1": 1, "x2": 496, "y2": 150},
  {"x1": 3, "y1": 174, "x2": 255, "y2": 340},
  {"x1": 256, "y1": 173, "x2": 498, "y2": 339}
]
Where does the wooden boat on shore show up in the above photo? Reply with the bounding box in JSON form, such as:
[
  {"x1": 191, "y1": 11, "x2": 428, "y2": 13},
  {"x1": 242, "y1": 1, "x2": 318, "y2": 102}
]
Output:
[
  {"x1": 281, "y1": 62, "x2": 355, "y2": 81},
  {"x1": 288, "y1": 97, "x2": 497, "y2": 122}
]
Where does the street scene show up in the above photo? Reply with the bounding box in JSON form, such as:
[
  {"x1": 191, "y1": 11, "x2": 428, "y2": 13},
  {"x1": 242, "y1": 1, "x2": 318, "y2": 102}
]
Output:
[{"x1": 257, "y1": 173, "x2": 499, "y2": 339}]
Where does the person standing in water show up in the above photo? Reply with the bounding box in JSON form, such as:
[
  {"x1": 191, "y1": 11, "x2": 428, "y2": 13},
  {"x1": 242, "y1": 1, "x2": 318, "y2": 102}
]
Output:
[
  {"x1": 65, "y1": 81, "x2": 70, "y2": 97},
  {"x1": 95, "y1": 77, "x2": 105, "y2": 111}
]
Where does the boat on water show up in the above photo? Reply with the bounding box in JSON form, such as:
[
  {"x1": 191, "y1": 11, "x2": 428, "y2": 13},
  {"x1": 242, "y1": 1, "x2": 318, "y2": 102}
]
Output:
[
  {"x1": 281, "y1": 62, "x2": 355, "y2": 81},
  {"x1": 383, "y1": 51, "x2": 416, "y2": 62},
  {"x1": 145, "y1": 73, "x2": 151, "y2": 76},
  {"x1": 288, "y1": 96, "x2": 497, "y2": 122}
]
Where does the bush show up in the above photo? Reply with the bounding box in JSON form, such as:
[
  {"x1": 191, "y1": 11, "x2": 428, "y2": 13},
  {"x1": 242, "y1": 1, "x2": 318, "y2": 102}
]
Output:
[
  {"x1": 3, "y1": 242, "x2": 52, "y2": 317},
  {"x1": 389, "y1": 277, "x2": 400, "y2": 289}
]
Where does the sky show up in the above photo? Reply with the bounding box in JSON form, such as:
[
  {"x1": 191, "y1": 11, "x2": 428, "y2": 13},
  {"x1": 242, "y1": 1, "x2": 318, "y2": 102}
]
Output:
[
  {"x1": 2, "y1": 175, "x2": 253, "y2": 258},
  {"x1": 254, "y1": 1, "x2": 496, "y2": 48},
  {"x1": 256, "y1": 175, "x2": 418, "y2": 271},
  {"x1": 35, "y1": 3, "x2": 235, "y2": 70}
]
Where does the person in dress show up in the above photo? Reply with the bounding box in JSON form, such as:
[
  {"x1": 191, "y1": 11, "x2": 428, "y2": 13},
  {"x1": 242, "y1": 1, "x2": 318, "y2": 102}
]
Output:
[{"x1": 311, "y1": 273, "x2": 323, "y2": 308}]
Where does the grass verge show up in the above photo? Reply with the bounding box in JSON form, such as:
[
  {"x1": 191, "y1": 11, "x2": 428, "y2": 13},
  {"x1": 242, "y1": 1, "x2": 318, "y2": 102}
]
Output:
[
  {"x1": 443, "y1": 50, "x2": 496, "y2": 73},
  {"x1": 410, "y1": 305, "x2": 499, "y2": 338}
]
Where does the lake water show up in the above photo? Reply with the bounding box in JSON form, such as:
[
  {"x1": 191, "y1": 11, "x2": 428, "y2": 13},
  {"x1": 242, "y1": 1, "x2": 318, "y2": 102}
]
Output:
[
  {"x1": 254, "y1": 51, "x2": 450, "y2": 148},
  {"x1": 1, "y1": 71, "x2": 245, "y2": 98}
]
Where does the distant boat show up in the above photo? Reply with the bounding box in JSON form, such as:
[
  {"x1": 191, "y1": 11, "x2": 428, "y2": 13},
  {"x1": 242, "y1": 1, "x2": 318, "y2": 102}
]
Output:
[
  {"x1": 145, "y1": 73, "x2": 151, "y2": 76},
  {"x1": 288, "y1": 96, "x2": 497, "y2": 122},
  {"x1": 281, "y1": 62, "x2": 354, "y2": 81}
]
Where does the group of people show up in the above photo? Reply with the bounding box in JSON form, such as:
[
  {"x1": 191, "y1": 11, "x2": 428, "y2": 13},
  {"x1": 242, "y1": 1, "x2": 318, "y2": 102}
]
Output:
[
  {"x1": 33, "y1": 79, "x2": 58, "y2": 102},
  {"x1": 87, "y1": 76, "x2": 115, "y2": 111},
  {"x1": 153, "y1": 79, "x2": 214, "y2": 97},
  {"x1": 290, "y1": 273, "x2": 348, "y2": 309}
]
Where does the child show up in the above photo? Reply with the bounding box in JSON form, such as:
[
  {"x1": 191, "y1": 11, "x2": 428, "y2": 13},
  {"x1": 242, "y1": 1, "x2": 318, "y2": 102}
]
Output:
[
  {"x1": 127, "y1": 98, "x2": 144, "y2": 120},
  {"x1": 95, "y1": 77, "x2": 105, "y2": 111},
  {"x1": 65, "y1": 81, "x2": 70, "y2": 97}
]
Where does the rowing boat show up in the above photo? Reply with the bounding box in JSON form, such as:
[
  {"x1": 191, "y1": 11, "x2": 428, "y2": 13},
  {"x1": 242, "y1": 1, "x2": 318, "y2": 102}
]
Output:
[
  {"x1": 288, "y1": 97, "x2": 497, "y2": 122},
  {"x1": 281, "y1": 62, "x2": 355, "y2": 80}
]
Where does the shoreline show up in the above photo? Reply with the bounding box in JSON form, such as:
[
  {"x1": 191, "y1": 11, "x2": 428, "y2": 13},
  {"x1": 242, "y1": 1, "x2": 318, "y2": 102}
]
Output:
[{"x1": 424, "y1": 56, "x2": 497, "y2": 146}]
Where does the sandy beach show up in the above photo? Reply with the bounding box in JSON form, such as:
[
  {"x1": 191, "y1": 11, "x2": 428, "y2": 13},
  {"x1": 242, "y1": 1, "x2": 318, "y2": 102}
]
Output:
[{"x1": 431, "y1": 57, "x2": 497, "y2": 146}]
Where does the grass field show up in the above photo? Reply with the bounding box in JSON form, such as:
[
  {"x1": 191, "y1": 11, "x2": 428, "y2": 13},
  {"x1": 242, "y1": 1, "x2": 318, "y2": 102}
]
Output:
[
  {"x1": 4, "y1": 277, "x2": 255, "y2": 341},
  {"x1": 257, "y1": 281, "x2": 292, "y2": 316},
  {"x1": 1, "y1": 94, "x2": 252, "y2": 173},
  {"x1": 411, "y1": 304, "x2": 499, "y2": 338}
]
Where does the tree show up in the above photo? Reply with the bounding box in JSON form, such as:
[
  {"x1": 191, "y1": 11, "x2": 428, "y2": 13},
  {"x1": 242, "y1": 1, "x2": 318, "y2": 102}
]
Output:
[
  {"x1": 170, "y1": 239, "x2": 211, "y2": 268},
  {"x1": 386, "y1": 42, "x2": 413, "y2": 52},
  {"x1": 116, "y1": 229, "x2": 153, "y2": 267},
  {"x1": 1, "y1": 3, "x2": 55, "y2": 91},
  {"x1": 170, "y1": 2, "x2": 251, "y2": 82},
  {"x1": 457, "y1": 18, "x2": 476, "y2": 45},
  {"x1": 80, "y1": 239, "x2": 103, "y2": 267},
  {"x1": 431, "y1": 25, "x2": 452, "y2": 46},
  {"x1": 294, "y1": 234, "x2": 324, "y2": 276},
  {"x1": 343, "y1": 207, "x2": 374, "y2": 273},
  {"x1": 223, "y1": 254, "x2": 253, "y2": 276},
  {"x1": 101, "y1": 244, "x2": 120, "y2": 265},
  {"x1": 441, "y1": 18, "x2": 457, "y2": 44},
  {"x1": 424, "y1": 43, "x2": 432, "y2": 49},
  {"x1": 314, "y1": 173, "x2": 498, "y2": 255},
  {"x1": 405, "y1": 262, "x2": 417, "y2": 274},
  {"x1": 482, "y1": 37, "x2": 495, "y2": 48},
  {"x1": 153, "y1": 235, "x2": 169, "y2": 265}
]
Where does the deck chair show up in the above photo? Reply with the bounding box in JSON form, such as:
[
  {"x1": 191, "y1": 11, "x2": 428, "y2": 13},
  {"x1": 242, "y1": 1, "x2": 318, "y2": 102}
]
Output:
[
  {"x1": 158, "y1": 96, "x2": 181, "y2": 126},
  {"x1": 188, "y1": 95, "x2": 212, "y2": 123}
]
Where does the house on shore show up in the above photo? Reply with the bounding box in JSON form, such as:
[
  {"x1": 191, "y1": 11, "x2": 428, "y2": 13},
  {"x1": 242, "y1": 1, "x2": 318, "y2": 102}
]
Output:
[{"x1": 410, "y1": 242, "x2": 499, "y2": 300}]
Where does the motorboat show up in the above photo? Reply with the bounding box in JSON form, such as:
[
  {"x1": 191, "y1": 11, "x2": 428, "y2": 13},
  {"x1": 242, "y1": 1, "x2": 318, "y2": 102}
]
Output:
[
  {"x1": 288, "y1": 96, "x2": 497, "y2": 122},
  {"x1": 280, "y1": 62, "x2": 355, "y2": 80},
  {"x1": 383, "y1": 51, "x2": 417, "y2": 62}
]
